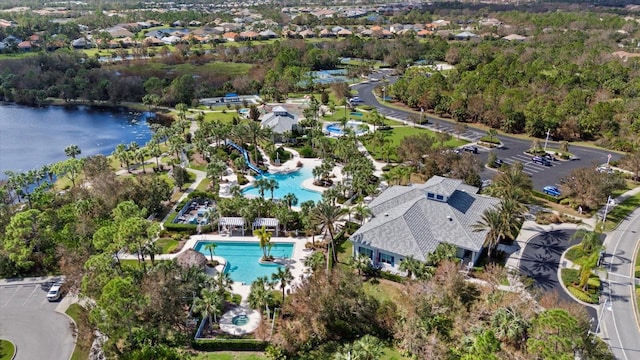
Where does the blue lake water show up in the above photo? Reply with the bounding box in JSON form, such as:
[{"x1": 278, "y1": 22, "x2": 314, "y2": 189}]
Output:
[
  {"x1": 194, "y1": 241, "x2": 294, "y2": 284},
  {"x1": 0, "y1": 104, "x2": 154, "y2": 176},
  {"x1": 242, "y1": 165, "x2": 322, "y2": 203}
]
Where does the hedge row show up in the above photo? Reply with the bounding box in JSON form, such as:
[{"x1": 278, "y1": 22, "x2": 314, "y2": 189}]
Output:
[
  {"x1": 192, "y1": 339, "x2": 268, "y2": 351},
  {"x1": 567, "y1": 285, "x2": 598, "y2": 304},
  {"x1": 531, "y1": 190, "x2": 561, "y2": 203}
]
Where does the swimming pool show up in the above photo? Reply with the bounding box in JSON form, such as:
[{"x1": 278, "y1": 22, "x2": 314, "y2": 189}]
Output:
[
  {"x1": 325, "y1": 121, "x2": 369, "y2": 136},
  {"x1": 242, "y1": 166, "x2": 322, "y2": 203},
  {"x1": 194, "y1": 241, "x2": 294, "y2": 284}
]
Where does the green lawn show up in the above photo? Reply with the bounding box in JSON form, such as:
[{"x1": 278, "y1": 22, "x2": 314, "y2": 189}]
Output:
[
  {"x1": 337, "y1": 239, "x2": 353, "y2": 264},
  {"x1": 0, "y1": 339, "x2": 15, "y2": 360},
  {"x1": 364, "y1": 126, "x2": 467, "y2": 162},
  {"x1": 603, "y1": 191, "x2": 640, "y2": 231},
  {"x1": 156, "y1": 238, "x2": 179, "y2": 254},
  {"x1": 192, "y1": 352, "x2": 266, "y2": 359},
  {"x1": 65, "y1": 304, "x2": 92, "y2": 360},
  {"x1": 382, "y1": 346, "x2": 412, "y2": 360}
]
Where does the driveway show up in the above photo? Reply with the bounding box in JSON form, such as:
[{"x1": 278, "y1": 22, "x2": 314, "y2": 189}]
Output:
[
  {"x1": 0, "y1": 281, "x2": 75, "y2": 360},
  {"x1": 517, "y1": 228, "x2": 597, "y2": 324}
]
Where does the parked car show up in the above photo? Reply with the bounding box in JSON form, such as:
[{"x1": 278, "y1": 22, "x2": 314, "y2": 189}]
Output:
[
  {"x1": 46, "y1": 283, "x2": 63, "y2": 302},
  {"x1": 596, "y1": 166, "x2": 613, "y2": 174},
  {"x1": 494, "y1": 159, "x2": 505, "y2": 167},
  {"x1": 542, "y1": 153, "x2": 557, "y2": 161},
  {"x1": 463, "y1": 146, "x2": 478, "y2": 154},
  {"x1": 532, "y1": 156, "x2": 551, "y2": 166},
  {"x1": 349, "y1": 97, "x2": 363, "y2": 104},
  {"x1": 543, "y1": 185, "x2": 561, "y2": 197}
]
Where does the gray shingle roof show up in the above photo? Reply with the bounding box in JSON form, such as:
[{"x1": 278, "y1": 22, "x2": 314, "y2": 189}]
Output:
[
  {"x1": 260, "y1": 110, "x2": 299, "y2": 134},
  {"x1": 351, "y1": 176, "x2": 500, "y2": 259}
]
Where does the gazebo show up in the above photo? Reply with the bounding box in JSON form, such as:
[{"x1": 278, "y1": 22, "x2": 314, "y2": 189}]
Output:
[
  {"x1": 252, "y1": 218, "x2": 279, "y2": 236},
  {"x1": 219, "y1": 217, "x2": 246, "y2": 235}
]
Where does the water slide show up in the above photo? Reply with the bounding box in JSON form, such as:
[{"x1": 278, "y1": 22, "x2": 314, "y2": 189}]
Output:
[{"x1": 226, "y1": 140, "x2": 264, "y2": 175}]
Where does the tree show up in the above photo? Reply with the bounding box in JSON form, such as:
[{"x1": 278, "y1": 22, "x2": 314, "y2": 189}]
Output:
[
  {"x1": 193, "y1": 287, "x2": 223, "y2": 330},
  {"x1": 272, "y1": 266, "x2": 293, "y2": 299},
  {"x1": 353, "y1": 204, "x2": 372, "y2": 226},
  {"x1": 399, "y1": 255, "x2": 423, "y2": 279},
  {"x1": 114, "y1": 143, "x2": 131, "y2": 172},
  {"x1": 571, "y1": 228, "x2": 603, "y2": 254},
  {"x1": 311, "y1": 201, "x2": 346, "y2": 272},
  {"x1": 527, "y1": 309, "x2": 586, "y2": 359},
  {"x1": 248, "y1": 276, "x2": 274, "y2": 315},
  {"x1": 203, "y1": 243, "x2": 217, "y2": 262},
  {"x1": 491, "y1": 307, "x2": 530, "y2": 349},
  {"x1": 244, "y1": 121, "x2": 270, "y2": 166},
  {"x1": 254, "y1": 225, "x2": 273, "y2": 260},
  {"x1": 282, "y1": 193, "x2": 298, "y2": 209},
  {"x1": 485, "y1": 161, "x2": 532, "y2": 204},
  {"x1": 472, "y1": 206, "x2": 506, "y2": 259},
  {"x1": 350, "y1": 253, "x2": 372, "y2": 276},
  {"x1": 2, "y1": 208, "x2": 51, "y2": 272},
  {"x1": 486, "y1": 128, "x2": 498, "y2": 143},
  {"x1": 52, "y1": 158, "x2": 84, "y2": 188},
  {"x1": 64, "y1": 144, "x2": 81, "y2": 159},
  {"x1": 397, "y1": 133, "x2": 433, "y2": 165}
]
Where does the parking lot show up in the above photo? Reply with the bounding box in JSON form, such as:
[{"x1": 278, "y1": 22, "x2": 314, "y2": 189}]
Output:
[{"x1": 0, "y1": 281, "x2": 75, "y2": 360}]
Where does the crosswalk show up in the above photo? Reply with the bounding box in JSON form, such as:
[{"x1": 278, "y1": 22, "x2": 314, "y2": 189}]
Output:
[{"x1": 498, "y1": 153, "x2": 554, "y2": 176}]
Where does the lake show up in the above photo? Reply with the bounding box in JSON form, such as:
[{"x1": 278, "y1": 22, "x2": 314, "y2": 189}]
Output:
[{"x1": 0, "y1": 104, "x2": 154, "y2": 177}]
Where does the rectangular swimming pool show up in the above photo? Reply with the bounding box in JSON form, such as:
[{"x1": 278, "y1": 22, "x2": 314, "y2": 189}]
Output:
[{"x1": 193, "y1": 241, "x2": 294, "y2": 284}]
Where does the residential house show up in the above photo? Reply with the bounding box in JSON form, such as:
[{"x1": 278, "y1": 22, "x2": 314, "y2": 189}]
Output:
[
  {"x1": 337, "y1": 28, "x2": 353, "y2": 37},
  {"x1": 299, "y1": 29, "x2": 316, "y2": 38},
  {"x1": 260, "y1": 106, "x2": 300, "y2": 137},
  {"x1": 222, "y1": 32, "x2": 239, "y2": 42},
  {"x1": 502, "y1": 34, "x2": 527, "y2": 42},
  {"x1": 259, "y1": 29, "x2": 277, "y2": 39},
  {"x1": 350, "y1": 176, "x2": 501, "y2": 273},
  {"x1": 239, "y1": 31, "x2": 259, "y2": 40},
  {"x1": 454, "y1": 31, "x2": 479, "y2": 40}
]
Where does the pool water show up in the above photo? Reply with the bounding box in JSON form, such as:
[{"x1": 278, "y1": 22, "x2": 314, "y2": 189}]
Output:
[
  {"x1": 326, "y1": 121, "x2": 368, "y2": 136},
  {"x1": 194, "y1": 241, "x2": 294, "y2": 284},
  {"x1": 232, "y1": 315, "x2": 249, "y2": 325},
  {"x1": 242, "y1": 166, "x2": 322, "y2": 203}
]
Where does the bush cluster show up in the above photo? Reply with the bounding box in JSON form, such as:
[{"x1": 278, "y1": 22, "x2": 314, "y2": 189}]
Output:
[{"x1": 191, "y1": 339, "x2": 268, "y2": 351}]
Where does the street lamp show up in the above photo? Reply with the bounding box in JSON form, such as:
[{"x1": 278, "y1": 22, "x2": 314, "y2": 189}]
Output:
[
  {"x1": 602, "y1": 195, "x2": 614, "y2": 225},
  {"x1": 381, "y1": 87, "x2": 386, "y2": 103},
  {"x1": 543, "y1": 129, "x2": 551, "y2": 151},
  {"x1": 589, "y1": 298, "x2": 612, "y2": 342}
]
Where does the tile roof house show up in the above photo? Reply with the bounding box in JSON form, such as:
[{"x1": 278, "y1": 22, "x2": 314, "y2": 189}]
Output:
[
  {"x1": 260, "y1": 106, "x2": 300, "y2": 135},
  {"x1": 350, "y1": 176, "x2": 500, "y2": 273}
]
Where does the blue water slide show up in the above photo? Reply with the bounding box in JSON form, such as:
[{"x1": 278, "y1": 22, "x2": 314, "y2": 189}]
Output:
[{"x1": 226, "y1": 140, "x2": 264, "y2": 175}]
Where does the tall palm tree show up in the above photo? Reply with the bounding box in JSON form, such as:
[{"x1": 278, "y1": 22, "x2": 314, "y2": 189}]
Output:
[
  {"x1": 571, "y1": 228, "x2": 603, "y2": 254},
  {"x1": 203, "y1": 243, "x2": 217, "y2": 262},
  {"x1": 311, "y1": 201, "x2": 346, "y2": 272},
  {"x1": 282, "y1": 193, "x2": 298, "y2": 209},
  {"x1": 577, "y1": 250, "x2": 600, "y2": 291},
  {"x1": 64, "y1": 144, "x2": 81, "y2": 159},
  {"x1": 399, "y1": 255, "x2": 422, "y2": 279},
  {"x1": 271, "y1": 266, "x2": 293, "y2": 299},
  {"x1": 266, "y1": 178, "x2": 279, "y2": 200},
  {"x1": 486, "y1": 161, "x2": 532, "y2": 204},
  {"x1": 244, "y1": 121, "x2": 269, "y2": 166},
  {"x1": 144, "y1": 240, "x2": 162, "y2": 267},
  {"x1": 254, "y1": 178, "x2": 270, "y2": 199},
  {"x1": 497, "y1": 198, "x2": 526, "y2": 241},
  {"x1": 254, "y1": 225, "x2": 272, "y2": 260},
  {"x1": 113, "y1": 143, "x2": 131, "y2": 172},
  {"x1": 135, "y1": 147, "x2": 147, "y2": 173},
  {"x1": 248, "y1": 276, "x2": 273, "y2": 315},
  {"x1": 472, "y1": 206, "x2": 506, "y2": 259},
  {"x1": 193, "y1": 287, "x2": 223, "y2": 330},
  {"x1": 213, "y1": 271, "x2": 234, "y2": 297},
  {"x1": 353, "y1": 204, "x2": 372, "y2": 226}
]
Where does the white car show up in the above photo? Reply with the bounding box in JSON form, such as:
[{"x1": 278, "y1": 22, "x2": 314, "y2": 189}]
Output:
[{"x1": 46, "y1": 283, "x2": 63, "y2": 302}]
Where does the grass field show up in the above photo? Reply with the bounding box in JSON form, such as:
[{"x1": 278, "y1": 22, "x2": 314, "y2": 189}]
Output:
[
  {"x1": 603, "y1": 192, "x2": 640, "y2": 231},
  {"x1": 364, "y1": 126, "x2": 467, "y2": 162},
  {"x1": 156, "y1": 238, "x2": 179, "y2": 253},
  {"x1": 65, "y1": 304, "x2": 92, "y2": 360}
]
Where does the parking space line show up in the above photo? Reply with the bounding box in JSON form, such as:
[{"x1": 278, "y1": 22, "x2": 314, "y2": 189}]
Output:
[
  {"x1": 2, "y1": 286, "x2": 19, "y2": 307},
  {"x1": 23, "y1": 285, "x2": 40, "y2": 305}
]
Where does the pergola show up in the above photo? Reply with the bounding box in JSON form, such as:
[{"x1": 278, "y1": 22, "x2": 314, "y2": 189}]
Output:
[
  {"x1": 219, "y1": 217, "x2": 246, "y2": 236},
  {"x1": 252, "y1": 217, "x2": 280, "y2": 236}
]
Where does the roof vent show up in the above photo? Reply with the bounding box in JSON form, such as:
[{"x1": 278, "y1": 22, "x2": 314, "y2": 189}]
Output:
[
  {"x1": 384, "y1": 213, "x2": 389, "y2": 217},
  {"x1": 447, "y1": 216, "x2": 452, "y2": 221}
]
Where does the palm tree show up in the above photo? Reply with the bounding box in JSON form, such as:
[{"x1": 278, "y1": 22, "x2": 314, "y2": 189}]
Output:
[
  {"x1": 353, "y1": 204, "x2": 372, "y2": 226},
  {"x1": 486, "y1": 161, "x2": 532, "y2": 204},
  {"x1": 176, "y1": 103, "x2": 189, "y2": 121},
  {"x1": 303, "y1": 251, "x2": 325, "y2": 272},
  {"x1": 497, "y1": 198, "x2": 526, "y2": 242},
  {"x1": 147, "y1": 139, "x2": 162, "y2": 170},
  {"x1": 266, "y1": 178, "x2": 279, "y2": 200},
  {"x1": 203, "y1": 243, "x2": 217, "y2": 262},
  {"x1": 271, "y1": 266, "x2": 293, "y2": 299},
  {"x1": 472, "y1": 206, "x2": 506, "y2": 259},
  {"x1": 571, "y1": 228, "x2": 603, "y2": 254},
  {"x1": 206, "y1": 160, "x2": 227, "y2": 191},
  {"x1": 64, "y1": 144, "x2": 81, "y2": 159},
  {"x1": 491, "y1": 307, "x2": 529, "y2": 349},
  {"x1": 193, "y1": 287, "x2": 223, "y2": 331},
  {"x1": 399, "y1": 255, "x2": 422, "y2": 279},
  {"x1": 113, "y1": 143, "x2": 131, "y2": 172},
  {"x1": 351, "y1": 253, "x2": 372, "y2": 276},
  {"x1": 248, "y1": 276, "x2": 274, "y2": 315},
  {"x1": 282, "y1": 193, "x2": 298, "y2": 209},
  {"x1": 576, "y1": 250, "x2": 601, "y2": 291},
  {"x1": 145, "y1": 241, "x2": 162, "y2": 267},
  {"x1": 135, "y1": 147, "x2": 148, "y2": 173},
  {"x1": 254, "y1": 178, "x2": 270, "y2": 199},
  {"x1": 244, "y1": 121, "x2": 269, "y2": 166},
  {"x1": 311, "y1": 201, "x2": 346, "y2": 272},
  {"x1": 213, "y1": 271, "x2": 234, "y2": 297},
  {"x1": 254, "y1": 225, "x2": 272, "y2": 260},
  {"x1": 380, "y1": 144, "x2": 394, "y2": 165}
]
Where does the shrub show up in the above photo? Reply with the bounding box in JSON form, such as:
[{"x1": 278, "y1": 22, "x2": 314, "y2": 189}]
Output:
[
  {"x1": 230, "y1": 293, "x2": 242, "y2": 305},
  {"x1": 532, "y1": 190, "x2": 560, "y2": 203},
  {"x1": 381, "y1": 164, "x2": 394, "y2": 172},
  {"x1": 192, "y1": 339, "x2": 268, "y2": 351},
  {"x1": 379, "y1": 271, "x2": 405, "y2": 283},
  {"x1": 299, "y1": 145, "x2": 316, "y2": 158},
  {"x1": 270, "y1": 147, "x2": 292, "y2": 162},
  {"x1": 561, "y1": 268, "x2": 580, "y2": 285},
  {"x1": 479, "y1": 136, "x2": 501, "y2": 145},
  {"x1": 587, "y1": 277, "x2": 601, "y2": 289},
  {"x1": 567, "y1": 286, "x2": 596, "y2": 304},
  {"x1": 237, "y1": 174, "x2": 249, "y2": 185}
]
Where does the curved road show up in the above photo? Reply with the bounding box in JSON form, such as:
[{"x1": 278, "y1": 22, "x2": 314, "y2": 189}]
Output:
[
  {"x1": 601, "y1": 207, "x2": 640, "y2": 360},
  {"x1": 353, "y1": 77, "x2": 622, "y2": 192}
]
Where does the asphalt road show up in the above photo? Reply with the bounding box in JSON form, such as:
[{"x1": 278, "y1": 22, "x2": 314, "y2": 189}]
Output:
[
  {"x1": 0, "y1": 282, "x2": 75, "y2": 360},
  {"x1": 353, "y1": 75, "x2": 622, "y2": 192},
  {"x1": 600, "y1": 208, "x2": 640, "y2": 360},
  {"x1": 517, "y1": 228, "x2": 598, "y2": 327}
]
